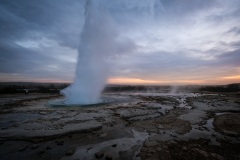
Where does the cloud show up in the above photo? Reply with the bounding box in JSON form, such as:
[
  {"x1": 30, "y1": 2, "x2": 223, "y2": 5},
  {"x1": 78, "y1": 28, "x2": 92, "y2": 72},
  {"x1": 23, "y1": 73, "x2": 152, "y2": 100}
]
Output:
[
  {"x1": 0, "y1": 0, "x2": 240, "y2": 84},
  {"x1": 0, "y1": 0, "x2": 81, "y2": 81}
]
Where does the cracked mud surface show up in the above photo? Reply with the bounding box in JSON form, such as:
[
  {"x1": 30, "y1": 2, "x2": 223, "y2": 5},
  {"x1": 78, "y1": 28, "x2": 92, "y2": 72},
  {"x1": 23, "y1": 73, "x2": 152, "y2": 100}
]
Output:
[{"x1": 0, "y1": 91, "x2": 240, "y2": 160}]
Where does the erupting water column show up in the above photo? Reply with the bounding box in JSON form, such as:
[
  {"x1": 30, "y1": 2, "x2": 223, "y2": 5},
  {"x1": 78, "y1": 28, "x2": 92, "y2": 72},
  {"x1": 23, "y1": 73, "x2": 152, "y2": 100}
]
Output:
[{"x1": 61, "y1": 0, "x2": 117, "y2": 104}]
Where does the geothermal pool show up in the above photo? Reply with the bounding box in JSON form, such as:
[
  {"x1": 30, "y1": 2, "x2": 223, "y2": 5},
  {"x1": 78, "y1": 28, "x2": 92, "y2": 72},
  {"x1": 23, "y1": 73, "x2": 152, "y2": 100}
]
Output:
[
  {"x1": 47, "y1": 91, "x2": 200, "y2": 108},
  {"x1": 46, "y1": 94, "x2": 135, "y2": 108}
]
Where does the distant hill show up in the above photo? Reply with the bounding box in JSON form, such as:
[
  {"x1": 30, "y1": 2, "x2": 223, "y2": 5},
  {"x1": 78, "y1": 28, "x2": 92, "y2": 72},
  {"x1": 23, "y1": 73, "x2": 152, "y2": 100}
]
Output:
[
  {"x1": 0, "y1": 82, "x2": 239, "y2": 94},
  {"x1": 0, "y1": 82, "x2": 70, "y2": 94},
  {"x1": 199, "y1": 83, "x2": 240, "y2": 92}
]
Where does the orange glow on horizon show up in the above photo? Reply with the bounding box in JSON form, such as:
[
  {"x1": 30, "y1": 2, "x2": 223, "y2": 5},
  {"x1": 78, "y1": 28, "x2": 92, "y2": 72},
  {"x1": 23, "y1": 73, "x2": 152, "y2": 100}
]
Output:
[
  {"x1": 107, "y1": 78, "x2": 161, "y2": 84},
  {"x1": 107, "y1": 77, "x2": 207, "y2": 85},
  {"x1": 107, "y1": 76, "x2": 240, "y2": 85},
  {"x1": 222, "y1": 75, "x2": 240, "y2": 80},
  {"x1": 0, "y1": 74, "x2": 239, "y2": 85}
]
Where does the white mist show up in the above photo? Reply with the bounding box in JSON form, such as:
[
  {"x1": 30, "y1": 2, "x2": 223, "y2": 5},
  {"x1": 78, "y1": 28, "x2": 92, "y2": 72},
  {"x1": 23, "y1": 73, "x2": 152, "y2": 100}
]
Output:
[
  {"x1": 61, "y1": 0, "x2": 117, "y2": 104},
  {"x1": 61, "y1": 0, "x2": 162, "y2": 105}
]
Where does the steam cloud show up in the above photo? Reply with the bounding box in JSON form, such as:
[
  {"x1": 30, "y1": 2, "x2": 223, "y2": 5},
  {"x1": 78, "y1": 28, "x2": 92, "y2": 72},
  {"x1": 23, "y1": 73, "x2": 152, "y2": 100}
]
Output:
[
  {"x1": 61, "y1": 0, "x2": 161, "y2": 104},
  {"x1": 61, "y1": 0, "x2": 118, "y2": 104}
]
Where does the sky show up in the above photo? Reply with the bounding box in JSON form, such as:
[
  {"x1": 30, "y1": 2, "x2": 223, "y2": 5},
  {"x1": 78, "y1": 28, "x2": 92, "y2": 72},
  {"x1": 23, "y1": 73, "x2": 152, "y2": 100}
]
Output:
[{"x1": 0, "y1": 0, "x2": 240, "y2": 85}]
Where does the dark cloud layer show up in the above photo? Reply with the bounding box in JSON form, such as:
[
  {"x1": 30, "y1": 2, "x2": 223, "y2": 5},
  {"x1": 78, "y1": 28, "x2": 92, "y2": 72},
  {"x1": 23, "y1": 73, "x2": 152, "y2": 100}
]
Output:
[
  {"x1": 0, "y1": 0, "x2": 240, "y2": 84},
  {"x1": 0, "y1": 0, "x2": 83, "y2": 80}
]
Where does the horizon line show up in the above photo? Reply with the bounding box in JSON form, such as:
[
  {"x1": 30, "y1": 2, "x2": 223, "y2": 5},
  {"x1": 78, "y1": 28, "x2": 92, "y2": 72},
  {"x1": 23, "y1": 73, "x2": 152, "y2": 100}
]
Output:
[{"x1": 0, "y1": 81, "x2": 239, "y2": 86}]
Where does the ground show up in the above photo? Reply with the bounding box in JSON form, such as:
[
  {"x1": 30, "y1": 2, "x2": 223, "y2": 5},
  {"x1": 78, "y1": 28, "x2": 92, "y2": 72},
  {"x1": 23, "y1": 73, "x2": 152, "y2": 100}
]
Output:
[{"x1": 0, "y1": 90, "x2": 240, "y2": 160}]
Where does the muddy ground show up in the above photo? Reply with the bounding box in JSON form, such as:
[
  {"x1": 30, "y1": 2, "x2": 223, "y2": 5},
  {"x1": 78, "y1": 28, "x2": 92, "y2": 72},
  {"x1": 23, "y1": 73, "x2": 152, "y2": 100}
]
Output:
[{"x1": 0, "y1": 91, "x2": 239, "y2": 160}]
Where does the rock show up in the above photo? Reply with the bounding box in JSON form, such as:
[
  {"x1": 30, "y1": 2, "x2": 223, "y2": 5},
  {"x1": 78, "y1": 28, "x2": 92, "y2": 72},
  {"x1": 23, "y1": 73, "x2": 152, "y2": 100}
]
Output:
[
  {"x1": 114, "y1": 113, "x2": 120, "y2": 116},
  {"x1": 144, "y1": 140, "x2": 158, "y2": 148},
  {"x1": 31, "y1": 144, "x2": 39, "y2": 150},
  {"x1": 38, "y1": 150, "x2": 45, "y2": 155},
  {"x1": 150, "y1": 150, "x2": 155, "y2": 154},
  {"x1": 182, "y1": 147, "x2": 187, "y2": 151},
  {"x1": 95, "y1": 151, "x2": 104, "y2": 159},
  {"x1": 46, "y1": 146, "x2": 51, "y2": 150},
  {"x1": 222, "y1": 130, "x2": 240, "y2": 137},
  {"x1": 195, "y1": 149, "x2": 208, "y2": 157},
  {"x1": 211, "y1": 153, "x2": 224, "y2": 160},
  {"x1": 105, "y1": 154, "x2": 113, "y2": 160},
  {"x1": 40, "y1": 111, "x2": 48, "y2": 115},
  {"x1": 112, "y1": 144, "x2": 117, "y2": 147},
  {"x1": 146, "y1": 153, "x2": 152, "y2": 157},
  {"x1": 198, "y1": 127, "x2": 204, "y2": 131},
  {"x1": 18, "y1": 146, "x2": 28, "y2": 151},
  {"x1": 119, "y1": 150, "x2": 135, "y2": 159},
  {"x1": 100, "y1": 133, "x2": 107, "y2": 138},
  {"x1": 56, "y1": 140, "x2": 64, "y2": 145},
  {"x1": 158, "y1": 124, "x2": 164, "y2": 129},
  {"x1": 170, "y1": 132, "x2": 177, "y2": 138},
  {"x1": 87, "y1": 147, "x2": 92, "y2": 150},
  {"x1": 66, "y1": 148, "x2": 75, "y2": 155},
  {"x1": 33, "y1": 138, "x2": 42, "y2": 143}
]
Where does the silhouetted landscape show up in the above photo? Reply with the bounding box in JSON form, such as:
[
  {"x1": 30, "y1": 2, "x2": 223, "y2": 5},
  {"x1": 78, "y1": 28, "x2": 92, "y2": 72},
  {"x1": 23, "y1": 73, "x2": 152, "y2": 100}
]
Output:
[{"x1": 1, "y1": 82, "x2": 239, "y2": 94}]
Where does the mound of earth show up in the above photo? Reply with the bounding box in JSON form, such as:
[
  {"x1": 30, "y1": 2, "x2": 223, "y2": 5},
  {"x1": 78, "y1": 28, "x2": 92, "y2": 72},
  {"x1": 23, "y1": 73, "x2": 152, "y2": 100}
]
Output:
[{"x1": 213, "y1": 113, "x2": 240, "y2": 137}]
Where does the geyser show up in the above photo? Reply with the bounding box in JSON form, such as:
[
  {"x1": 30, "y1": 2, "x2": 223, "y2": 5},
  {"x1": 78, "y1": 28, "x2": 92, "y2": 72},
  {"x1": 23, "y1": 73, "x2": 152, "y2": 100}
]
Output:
[{"x1": 61, "y1": 0, "x2": 117, "y2": 104}]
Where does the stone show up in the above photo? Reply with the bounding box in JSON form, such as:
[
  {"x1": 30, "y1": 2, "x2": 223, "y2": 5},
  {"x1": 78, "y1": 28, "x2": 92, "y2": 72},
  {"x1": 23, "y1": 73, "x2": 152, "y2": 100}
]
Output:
[
  {"x1": 46, "y1": 146, "x2": 51, "y2": 150},
  {"x1": 158, "y1": 124, "x2": 164, "y2": 129},
  {"x1": 100, "y1": 133, "x2": 107, "y2": 138},
  {"x1": 31, "y1": 144, "x2": 39, "y2": 150},
  {"x1": 56, "y1": 140, "x2": 64, "y2": 145},
  {"x1": 87, "y1": 147, "x2": 92, "y2": 150},
  {"x1": 38, "y1": 150, "x2": 45, "y2": 154},
  {"x1": 195, "y1": 149, "x2": 208, "y2": 157},
  {"x1": 114, "y1": 113, "x2": 120, "y2": 116},
  {"x1": 211, "y1": 153, "x2": 224, "y2": 160},
  {"x1": 95, "y1": 151, "x2": 104, "y2": 159},
  {"x1": 33, "y1": 139, "x2": 42, "y2": 143},
  {"x1": 18, "y1": 146, "x2": 28, "y2": 151},
  {"x1": 112, "y1": 144, "x2": 117, "y2": 147},
  {"x1": 222, "y1": 130, "x2": 239, "y2": 137},
  {"x1": 105, "y1": 154, "x2": 113, "y2": 160},
  {"x1": 170, "y1": 132, "x2": 177, "y2": 138},
  {"x1": 135, "y1": 153, "x2": 140, "y2": 157},
  {"x1": 144, "y1": 140, "x2": 158, "y2": 148},
  {"x1": 150, "y1": 150, "x2": 155, "y2": 154},
  {"x1": 66, "y1": 148, "x2": 75, "y2": 155}
]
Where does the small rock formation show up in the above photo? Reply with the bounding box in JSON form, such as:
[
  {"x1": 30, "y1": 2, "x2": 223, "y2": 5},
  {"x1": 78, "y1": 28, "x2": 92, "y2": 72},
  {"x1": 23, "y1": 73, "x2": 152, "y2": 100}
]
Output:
[
  {"x1": 66, "y1": 148, "x2": 76, "y2": 156},
  {"x1": 95, "y1": 151, "x2": 104, "y2": 159},
  {"x1": 105, "y1": 154, "x2": 113, "y2": 160}
]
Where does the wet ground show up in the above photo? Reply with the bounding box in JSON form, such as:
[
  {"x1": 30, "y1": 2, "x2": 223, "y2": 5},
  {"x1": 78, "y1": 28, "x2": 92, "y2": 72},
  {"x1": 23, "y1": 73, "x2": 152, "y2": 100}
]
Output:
[{"x1": 0, "y1": 91, "x2": 240, "y2": 160}]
